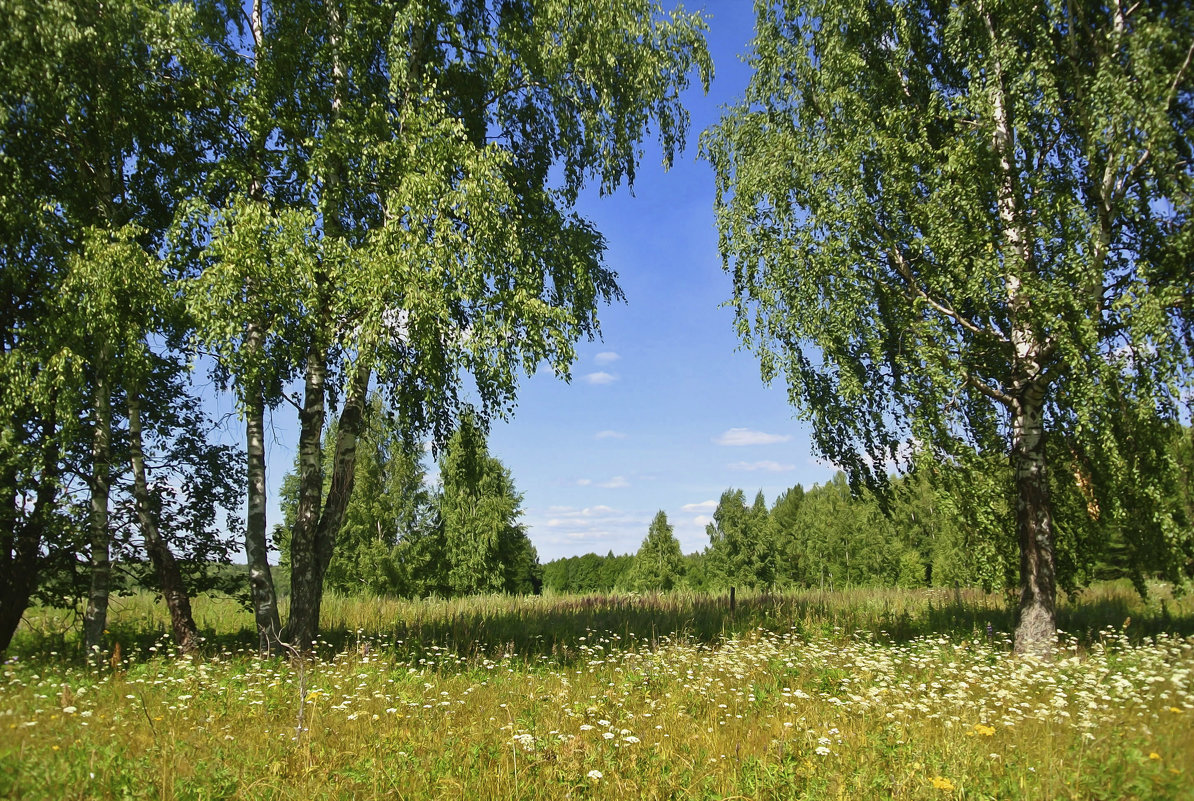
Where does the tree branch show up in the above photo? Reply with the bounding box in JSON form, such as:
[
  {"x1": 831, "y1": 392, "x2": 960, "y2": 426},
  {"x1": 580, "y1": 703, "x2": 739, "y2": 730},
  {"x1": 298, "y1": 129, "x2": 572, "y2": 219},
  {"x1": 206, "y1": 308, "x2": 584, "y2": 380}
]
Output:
[
  {"x1": 962, "y1": 371, "x2": 1016, "y2": 408},
  {"x1": 885, "y1": 245, "x2": 1009, "y2": 344}
]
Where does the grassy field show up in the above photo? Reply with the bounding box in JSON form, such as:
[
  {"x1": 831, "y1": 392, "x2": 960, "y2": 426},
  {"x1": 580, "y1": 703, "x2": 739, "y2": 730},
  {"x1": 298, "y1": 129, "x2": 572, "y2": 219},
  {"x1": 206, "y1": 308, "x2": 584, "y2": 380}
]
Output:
[{"x1": 2, "y1": 584, "x2": 1192, "y2": 800}]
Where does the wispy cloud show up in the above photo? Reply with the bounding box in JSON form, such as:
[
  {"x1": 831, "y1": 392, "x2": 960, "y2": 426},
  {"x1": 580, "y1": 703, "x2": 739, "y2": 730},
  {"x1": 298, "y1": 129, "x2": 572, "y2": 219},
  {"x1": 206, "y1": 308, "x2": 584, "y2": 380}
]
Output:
[
  {"x1": 594, "y1": 351, "x2": 621, "y2": 365},
  {"x1": 714, "y1": 427, "x2": 792, "y2": 446},
  {"x1": 597, "y1": 475, "x2": 630, "y2": 489},
  {"x1": 576, "y1": 478, "x2": 592, "y2": 486},
  {"x1": 692, "y1": 514, "x2": 713, "y2": 527},
  {"x1": 528, "y1": 504, "x2": 652, "y2": 557},
  {"x1": 728, "y1": 460, "x2": 795, "y2": 472},
  {"x1": 583, "y1": 371, "x2": 618, "y2": 385},
  {"x1": 594, "y1": 430, "x2": 627, "y2": 440},
  {"x1": 681, "y1": 500, "x2": 717, "y2": 513}
]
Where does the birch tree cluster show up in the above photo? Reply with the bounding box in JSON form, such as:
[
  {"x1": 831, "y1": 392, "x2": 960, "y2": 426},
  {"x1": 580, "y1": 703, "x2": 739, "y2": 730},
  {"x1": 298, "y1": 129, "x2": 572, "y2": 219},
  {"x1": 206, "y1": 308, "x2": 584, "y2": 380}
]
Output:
[{"x1": 0, "y1": 0, "x2": 710, "y2": 654}]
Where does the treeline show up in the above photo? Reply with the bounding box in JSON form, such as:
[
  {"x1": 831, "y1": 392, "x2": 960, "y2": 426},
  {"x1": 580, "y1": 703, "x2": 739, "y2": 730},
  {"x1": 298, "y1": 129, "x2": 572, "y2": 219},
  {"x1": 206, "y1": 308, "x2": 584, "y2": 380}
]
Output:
[{"x1": 544, "y1": 438, "x2": 1194, "y2": 595}]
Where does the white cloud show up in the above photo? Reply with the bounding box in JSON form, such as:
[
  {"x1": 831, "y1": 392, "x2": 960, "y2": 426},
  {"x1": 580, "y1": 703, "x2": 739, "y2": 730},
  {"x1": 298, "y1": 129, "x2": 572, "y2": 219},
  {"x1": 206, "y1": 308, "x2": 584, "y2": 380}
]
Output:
[
  {"x1": 728, "y1": 460, "x2": 796, "y2": 472},
  {"x1": 576, "y1": 478, "x2": 592, "y2": 486},
  {"x1": 594, "y1": 351, "x2": 621, "y2": 365},
  {"x1": 525, "y1": 504, "x2": 652, "y2": 559},
  {"x1": 594, "y1": 430, "x2": 627, "y2": 440},
  {"x1": 714, "y1": 427, "x2": 792, "y2": 446},
  {"x1": 692, "y1": 515, "x2": 713, "y2": 527},
  {"x1": 583, "y1": 371, "x2": 618, "y2": 385},
  {"x1": 681, "y1": 500, "x2": 717, "y2": 513},
  {"x1": 597, "y1": 476, "x2": 630, "y2": 489}
]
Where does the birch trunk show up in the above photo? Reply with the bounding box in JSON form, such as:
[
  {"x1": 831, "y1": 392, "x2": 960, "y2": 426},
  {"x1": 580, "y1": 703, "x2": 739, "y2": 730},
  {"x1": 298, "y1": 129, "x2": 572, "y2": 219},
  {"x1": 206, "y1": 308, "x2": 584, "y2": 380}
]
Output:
[
  {"x1": 1011, "y1": 390, "x2": 1057, "y2": 655},
  {"x1": 285, "y1": 346, "x2": 327, "y2": 649},
  {"x1": 985, "y1": 10, "x2": 1059, "y2": 653},
  {"x1": 244, "y1": 319, "x2": 282, "y2": 652},
  {"x1": 314, "y1": 362, "x2": 371, "y2": 577},
  {"x1": 127, "y1": 381, "x2": 202, "y2": 656},
  {"x1": 83, "y1": 344, "x2": 113, "y2": 654}
]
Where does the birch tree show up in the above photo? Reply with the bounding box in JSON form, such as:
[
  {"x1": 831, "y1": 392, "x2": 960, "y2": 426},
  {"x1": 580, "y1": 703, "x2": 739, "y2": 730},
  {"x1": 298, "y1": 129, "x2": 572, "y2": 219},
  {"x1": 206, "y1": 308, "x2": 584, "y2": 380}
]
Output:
[
  {"x1": 704, "y1": 0, "x2": 1194, "y2": 652},
  {"x1": 188, "y1": 0, "x2": 711, "y2": 648}
]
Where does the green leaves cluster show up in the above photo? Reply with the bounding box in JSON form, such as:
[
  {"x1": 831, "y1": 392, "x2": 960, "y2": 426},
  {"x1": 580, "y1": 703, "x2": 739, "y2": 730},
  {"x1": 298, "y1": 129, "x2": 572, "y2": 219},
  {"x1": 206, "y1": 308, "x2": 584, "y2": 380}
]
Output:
[
  {"x1": 277, "y1": 407, "x2": 541, "y2": 598},
  {"x1": 702, "y1": 0, "x2": 1194, "y2": 619}
]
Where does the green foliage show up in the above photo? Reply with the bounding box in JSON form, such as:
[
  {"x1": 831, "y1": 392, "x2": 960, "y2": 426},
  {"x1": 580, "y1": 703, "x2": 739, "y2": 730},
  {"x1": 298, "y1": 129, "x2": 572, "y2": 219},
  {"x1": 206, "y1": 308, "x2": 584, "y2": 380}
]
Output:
[
  {"x1": 439, "y1": 414, "x2": 542, "y2": 596},
  {"x1": 626, "y1": 511, "x2": 685, "y2": 592},
  {"x1": 703, "y1": 0, "x2": 1194, "y2": 602},
  {"x1": 704, "y1": 489, "x2": 777, "y2": 590},
  {"x1": 0, "y1": 0, "x2": 242, "y2": 651},
  {"x1": 542, "y1": 552, "x2": 633, "y2": 594}
]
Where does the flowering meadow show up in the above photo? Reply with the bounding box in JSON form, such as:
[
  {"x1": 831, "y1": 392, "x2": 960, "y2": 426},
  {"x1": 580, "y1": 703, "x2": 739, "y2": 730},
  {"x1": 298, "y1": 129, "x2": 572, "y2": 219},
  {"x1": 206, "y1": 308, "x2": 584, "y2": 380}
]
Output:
[{"x1": 2, "y1": 585, "x2": 1192, "y2": 800}]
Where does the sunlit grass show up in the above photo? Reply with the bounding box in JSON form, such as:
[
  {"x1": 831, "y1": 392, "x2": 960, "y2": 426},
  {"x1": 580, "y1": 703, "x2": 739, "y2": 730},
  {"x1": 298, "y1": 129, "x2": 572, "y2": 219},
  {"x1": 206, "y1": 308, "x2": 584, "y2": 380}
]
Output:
[{"x1": 3, "y1": 584, "x2": 1192, "y2": 799}]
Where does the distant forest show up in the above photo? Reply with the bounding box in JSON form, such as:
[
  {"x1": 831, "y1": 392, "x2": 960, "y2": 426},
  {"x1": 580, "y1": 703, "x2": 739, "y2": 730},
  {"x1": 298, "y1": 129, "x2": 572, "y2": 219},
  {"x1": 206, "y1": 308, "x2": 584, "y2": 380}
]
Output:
[{"x1": 544, "y1": 432, "x2": 1194, "y2": 597}]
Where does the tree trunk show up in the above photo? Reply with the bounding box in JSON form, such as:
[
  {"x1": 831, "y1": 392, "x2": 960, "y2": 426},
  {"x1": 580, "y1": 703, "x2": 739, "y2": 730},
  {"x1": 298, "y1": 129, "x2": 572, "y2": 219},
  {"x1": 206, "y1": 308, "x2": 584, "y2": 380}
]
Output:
[
  {"x1": 127, "y1": 381, "x2": 202, "y2": 656},
  {"x1": 984, "y1": 11, "x2": 1058, "y2": 655},
  {"x1": 0, "y1": 413, "x2": 58, "y2": 655},
  {"x1": 83, "y1": 347, "x2": 113, "y2": 654},
  {"x1": 315, "y1": 362, "x2": 371, "y2": 577},
  {"x1": 245, "y1": 322, "x2": 282, "y2": 653},
  {"x1": 285, "y1": 346, "x2": 328, "y2": 649},
  {"x1": 240, "y1": 0, "x2": 283, "y2": 655},
  {"x1": 1011, "y1": 391, "x2": 1057, "y2": 655}
]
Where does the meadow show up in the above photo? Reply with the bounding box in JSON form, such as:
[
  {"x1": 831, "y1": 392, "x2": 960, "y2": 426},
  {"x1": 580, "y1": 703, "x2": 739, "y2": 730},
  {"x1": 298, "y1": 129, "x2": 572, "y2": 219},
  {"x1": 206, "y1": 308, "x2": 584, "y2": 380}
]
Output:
[{"x1": 2, "y1": 584, "x2": 1192, "y2": 800}]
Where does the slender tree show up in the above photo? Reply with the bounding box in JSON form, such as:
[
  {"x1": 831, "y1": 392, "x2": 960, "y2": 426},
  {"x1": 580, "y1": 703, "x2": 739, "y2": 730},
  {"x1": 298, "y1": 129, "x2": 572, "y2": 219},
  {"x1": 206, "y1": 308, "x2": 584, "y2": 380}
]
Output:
[{"x1": 704, "y1": 0, "x2": 1194, "y2": 652}]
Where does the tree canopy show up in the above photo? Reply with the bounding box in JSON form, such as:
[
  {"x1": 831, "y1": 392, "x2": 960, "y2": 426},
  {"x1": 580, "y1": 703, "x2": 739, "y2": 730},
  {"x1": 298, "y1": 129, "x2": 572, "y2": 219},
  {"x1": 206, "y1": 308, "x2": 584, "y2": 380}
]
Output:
[{"x1": 704, "y1": 0, "x2": 1194, "y2": 651}]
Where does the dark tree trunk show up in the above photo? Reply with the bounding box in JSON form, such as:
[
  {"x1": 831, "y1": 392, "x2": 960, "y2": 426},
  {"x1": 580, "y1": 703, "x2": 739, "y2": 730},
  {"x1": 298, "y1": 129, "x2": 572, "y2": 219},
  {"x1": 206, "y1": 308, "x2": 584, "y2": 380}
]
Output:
[
  {"x1": 285, "y1": 346, "x2": 328, "y2": 649},
  {"x1": 0, "y1": 420, "x2": 58, "y2": 655},
  {"x1": 1012, "y1": 391, "x2": 1057, "y2": 655},
  {"x1": 127, "y1": 382, "x2": 202, "y2": 656},
  {"x1": 83, "y1": 347, "x2": 113, "y2": 654},
  {"x1": 244, "y1": 323, "x2": 282, "y2": 653}
]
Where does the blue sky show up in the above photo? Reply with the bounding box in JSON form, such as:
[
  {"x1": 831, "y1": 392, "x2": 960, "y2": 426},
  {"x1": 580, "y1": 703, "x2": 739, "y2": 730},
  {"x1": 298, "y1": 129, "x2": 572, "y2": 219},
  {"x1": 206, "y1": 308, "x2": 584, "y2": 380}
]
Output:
[{"x1": 482, "y1": 3, "x2": 837, "y2": 561}]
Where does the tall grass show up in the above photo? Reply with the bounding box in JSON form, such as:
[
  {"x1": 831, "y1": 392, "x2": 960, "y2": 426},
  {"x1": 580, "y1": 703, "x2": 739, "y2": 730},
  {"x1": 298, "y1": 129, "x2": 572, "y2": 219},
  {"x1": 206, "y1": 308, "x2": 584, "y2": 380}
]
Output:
[
  {"x1": 2, "y1": 583, "x2": 1191, "y2": 800},
  {"x1": 11, "y1": 581, "x2": 1192, "y2": 663}
]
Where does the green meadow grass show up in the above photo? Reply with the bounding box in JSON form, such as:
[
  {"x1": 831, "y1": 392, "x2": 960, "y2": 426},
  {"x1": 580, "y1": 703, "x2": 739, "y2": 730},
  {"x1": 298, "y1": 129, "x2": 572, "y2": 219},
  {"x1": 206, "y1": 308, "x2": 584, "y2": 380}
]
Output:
[{"x1": 2, "y1": 584, "x2": 1192, "y2": 799}]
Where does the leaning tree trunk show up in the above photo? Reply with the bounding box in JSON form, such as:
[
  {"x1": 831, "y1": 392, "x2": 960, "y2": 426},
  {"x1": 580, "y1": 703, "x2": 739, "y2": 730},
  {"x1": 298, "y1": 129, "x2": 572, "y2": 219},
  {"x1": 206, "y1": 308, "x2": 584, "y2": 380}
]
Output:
[
  {"x1": 127, "y1": 381, "x2": 202, "y2": 656},
  {"x1": 0, "y1": 412, "x2": 59, "y2": 655},
  {"x1": 314, "y1": 362, "x2": 370, "y2": 578},
  {"x1": 83, "y1": 345, "x2": 113, "y2": 655},
  {"x1": 1011, "y1": 389, "x2": 1058, "y2": 655}
]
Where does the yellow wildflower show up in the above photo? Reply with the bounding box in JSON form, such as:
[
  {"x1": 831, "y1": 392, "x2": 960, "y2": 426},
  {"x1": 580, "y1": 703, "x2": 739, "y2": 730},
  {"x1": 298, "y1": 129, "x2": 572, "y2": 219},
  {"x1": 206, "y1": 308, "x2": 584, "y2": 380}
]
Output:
[
  {"x1": 931, "y1": 776, "x2": 956, "y2": 791},
  {"x1": 1149, "y1": 752, "x2": 1161, "y2": 761}
]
